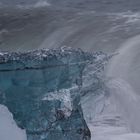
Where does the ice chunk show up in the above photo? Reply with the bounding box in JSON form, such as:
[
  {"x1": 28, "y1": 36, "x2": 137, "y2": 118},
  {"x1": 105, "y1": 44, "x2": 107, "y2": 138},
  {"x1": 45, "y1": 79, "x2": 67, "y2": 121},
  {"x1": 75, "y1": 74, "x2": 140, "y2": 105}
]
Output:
[{"x1": 0, "y1": 48, "x2": 110, "y2": 140}]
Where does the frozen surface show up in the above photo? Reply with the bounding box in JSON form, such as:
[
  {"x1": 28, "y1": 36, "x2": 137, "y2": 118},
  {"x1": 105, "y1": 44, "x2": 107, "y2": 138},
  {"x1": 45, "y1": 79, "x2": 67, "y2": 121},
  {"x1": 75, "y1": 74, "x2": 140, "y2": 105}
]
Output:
[{"x1": 0, "y1": 105, "x2": 26, "y2": 140}]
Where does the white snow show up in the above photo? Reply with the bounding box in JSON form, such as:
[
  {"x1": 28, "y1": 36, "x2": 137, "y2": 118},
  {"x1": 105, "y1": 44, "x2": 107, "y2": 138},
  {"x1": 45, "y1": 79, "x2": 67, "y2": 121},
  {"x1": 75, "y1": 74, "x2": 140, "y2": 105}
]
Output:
[
  {"x1": 0, "y1": 105, "x2": 27, "y2": 140},
  {"x1": 42, "y1": 89, "x2": 73, "y2": 117}
]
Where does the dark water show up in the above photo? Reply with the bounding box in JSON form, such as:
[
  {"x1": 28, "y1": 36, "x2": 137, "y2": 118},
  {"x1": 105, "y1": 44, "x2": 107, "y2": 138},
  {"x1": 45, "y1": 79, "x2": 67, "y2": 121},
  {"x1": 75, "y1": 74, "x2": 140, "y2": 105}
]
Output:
[
  {"x1": 0, "y1": 0, "x2": 140, "y2": 52},
  {"x1": 1, "y1": 0, "x2": 140, "y2": 12}
]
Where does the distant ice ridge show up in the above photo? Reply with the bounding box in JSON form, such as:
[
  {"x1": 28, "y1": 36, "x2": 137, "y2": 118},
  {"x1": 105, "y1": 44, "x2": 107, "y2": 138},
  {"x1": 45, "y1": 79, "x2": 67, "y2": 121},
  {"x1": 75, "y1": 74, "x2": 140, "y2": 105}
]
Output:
[
  {"x1": 17, "y1": 0, "x2": 51, "y2": 9},
  {"x1": 33, "y1": 0, "x2": 51, "y2": 8}
]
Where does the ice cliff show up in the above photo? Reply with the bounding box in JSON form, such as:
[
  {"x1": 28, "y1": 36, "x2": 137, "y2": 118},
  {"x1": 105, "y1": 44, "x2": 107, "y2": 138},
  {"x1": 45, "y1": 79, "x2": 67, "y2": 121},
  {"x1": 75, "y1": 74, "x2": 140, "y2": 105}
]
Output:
[{"x1": 0, "y1": 48, "x2": 109, "y2": 140}]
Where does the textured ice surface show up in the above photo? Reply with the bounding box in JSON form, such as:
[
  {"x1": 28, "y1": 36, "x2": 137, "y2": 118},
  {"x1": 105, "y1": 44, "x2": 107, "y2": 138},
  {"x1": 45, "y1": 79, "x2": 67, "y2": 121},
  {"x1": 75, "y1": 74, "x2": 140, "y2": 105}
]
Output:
[{"x1": 0, "y1": 48, "x2": 109, "y2": 140}]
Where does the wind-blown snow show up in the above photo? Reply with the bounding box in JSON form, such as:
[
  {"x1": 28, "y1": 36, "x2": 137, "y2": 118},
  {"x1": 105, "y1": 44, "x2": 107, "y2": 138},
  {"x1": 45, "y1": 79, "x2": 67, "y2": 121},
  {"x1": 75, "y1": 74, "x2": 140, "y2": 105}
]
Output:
[
  {"x1": 94, "y1": 35, "x2": 140, "y2": 140},
  {"x1": 87, "y1": 89, "x2": 140, "y2": 140}
]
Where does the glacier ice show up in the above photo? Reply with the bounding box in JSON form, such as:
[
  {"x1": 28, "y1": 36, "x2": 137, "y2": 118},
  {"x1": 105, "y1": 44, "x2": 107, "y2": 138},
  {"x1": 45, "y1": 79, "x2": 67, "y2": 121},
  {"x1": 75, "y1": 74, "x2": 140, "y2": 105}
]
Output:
[{"x1": 0, "y1": 48, "x2": 109, "y2": 140}]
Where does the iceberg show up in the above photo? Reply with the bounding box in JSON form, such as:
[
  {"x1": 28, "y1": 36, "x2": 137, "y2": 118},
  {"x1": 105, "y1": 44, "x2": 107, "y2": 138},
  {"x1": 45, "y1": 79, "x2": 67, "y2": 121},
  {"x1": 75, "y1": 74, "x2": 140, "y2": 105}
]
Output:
[{"x1": 0, "y1": 48, "x2": 109, "y2": 140}]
